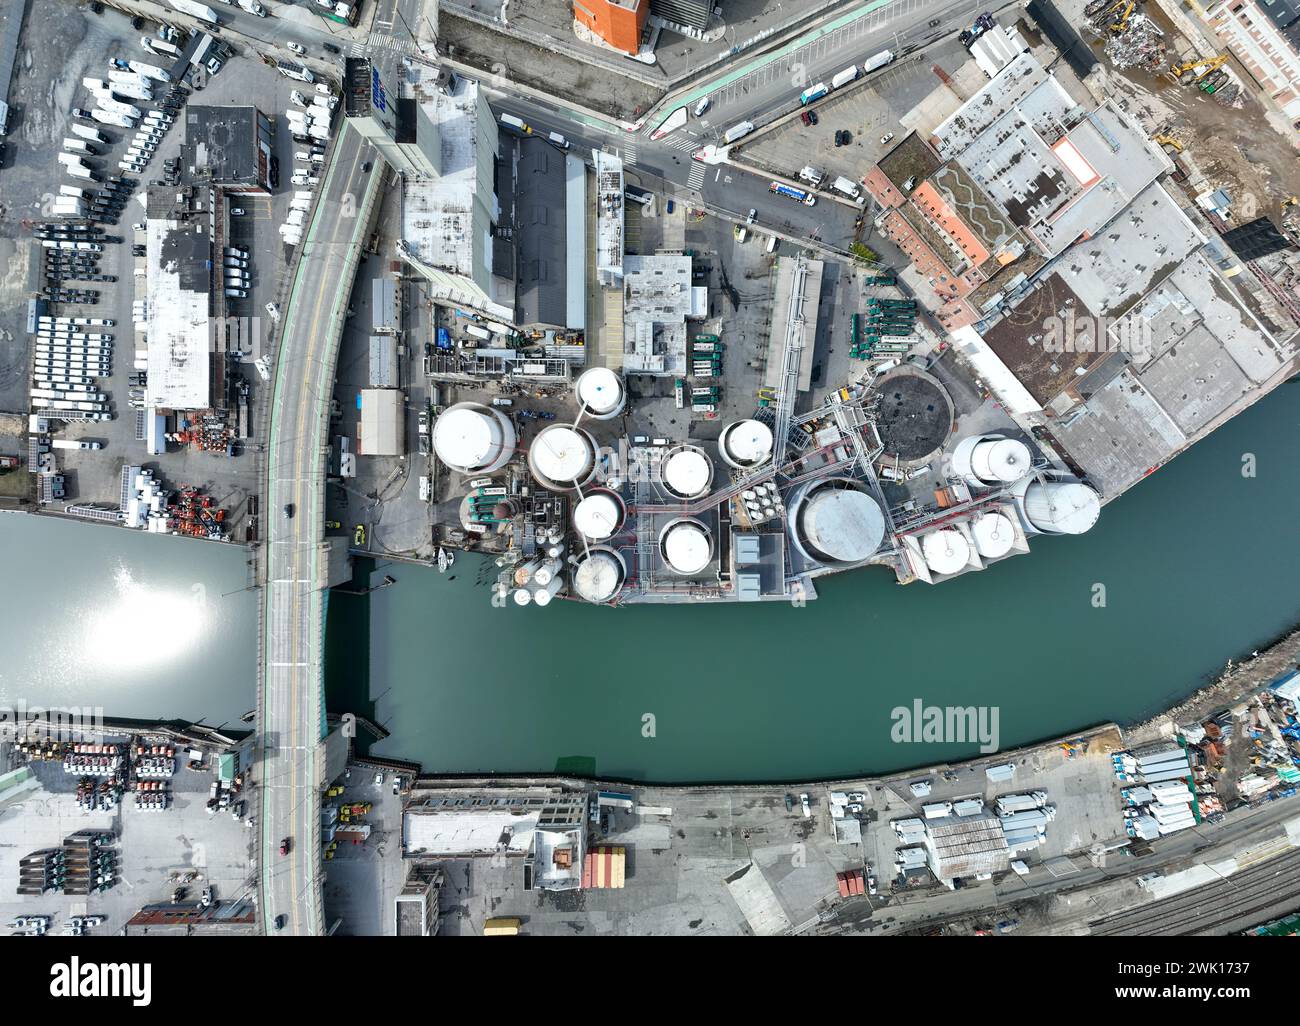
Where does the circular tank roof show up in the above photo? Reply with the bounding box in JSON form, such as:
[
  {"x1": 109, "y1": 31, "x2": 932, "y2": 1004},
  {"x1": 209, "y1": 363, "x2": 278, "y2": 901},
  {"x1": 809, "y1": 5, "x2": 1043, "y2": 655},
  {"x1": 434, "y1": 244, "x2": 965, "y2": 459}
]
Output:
[
  {"x1": 922, "y1": 529, "x2": 970, "y2": 575},
  {"x1": 576, "y1": 367, "x2": 624, "y2": 414},
  {"x1": 972, "y1": 512, "x2": 1015, "y2": 559},
  {"x1": 662, "y1": 521, "x2": 712, "y2": 575},
  {"x1": 722, "y1": 420, "x2": 774, "y2": 466},
  {"x1": 973, "y1": 437, "x2": 1031, "y2": 483},
  {"x1": 512, "y1": 588, "x2": 532, "y2": 606},
  {"x1": 573, "y1": 551, "x2": 624, "y2": 603},
  {"x1": 801, "y1": 486, "x2": 885, "y2": 564},
  {"x1": 663, "y1": 448, "x2": 712, "y2": 498},
  {"x1": 530, "y1": 425, "x2": 594, "y2": 485},
  {"x1": 433, "y1": 405, "x2": 500, "y2": 471},
  {"x1": 574, "y1": 493, "x2": 621, "y2": 540},
  {"x1": 1025, "y1": 481, "x2": 1101, "y2": 535}
]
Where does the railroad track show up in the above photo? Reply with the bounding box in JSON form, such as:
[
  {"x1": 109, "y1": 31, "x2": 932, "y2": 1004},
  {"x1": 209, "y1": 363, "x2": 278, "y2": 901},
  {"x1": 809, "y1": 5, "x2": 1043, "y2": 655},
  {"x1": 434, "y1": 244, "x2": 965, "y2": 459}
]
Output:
[{"x1": 1090, "y1": 845, "x2": 1300, "y2": 936}]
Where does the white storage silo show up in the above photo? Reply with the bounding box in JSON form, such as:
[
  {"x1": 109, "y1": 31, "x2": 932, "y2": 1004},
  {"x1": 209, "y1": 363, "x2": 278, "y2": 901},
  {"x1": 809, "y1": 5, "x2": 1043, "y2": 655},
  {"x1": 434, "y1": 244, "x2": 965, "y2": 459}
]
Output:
[
  {"x1": 922, "y1": 529, "x2": 970, "y2": 576},
  {"x1": 528, "y1": 424, "x2": 598, "y2": 491},
  {"x1": 572, "y1": 547, "x2": 626, "y2": 603},
  {"x1": 575, "y1": 367, "x2": 626, "y2": 420},
  {"x1": 573, "y1": 489, "x2": 625, "y2": 541},
  {"x1": 661, "y1": 445, "x2": 713, "y2": 500},
  {"x1": 1023, "y1": 481, "x2": 1101, "y2": 535},
  {"x1": 952, "y1": 434, "x2": 1032, "y2": 486},
  {"x1": 719, "y1": 419, "x2": 774, "y2": 469},
  {"x1": 533, "y1": 557, "x2": 563, "y2": 586},
  {"x1": 972, "y1": 511, "x2": 1015, "y2": 559},
  {"x1": 532, "y1": 575, "x2": 566, "y2": 606},
  {"x1": 790, "y1": 479, "x2": 885, "y2": 567},
  {"x1": 512, "y1": 587, "x2": 532, "y2": 606},
  {"x1": 659, "y1": 517, "x2": 714, "y2": 576},
  {"x1": 432, "y1": 402, "x2": 517, "y2": 475}
]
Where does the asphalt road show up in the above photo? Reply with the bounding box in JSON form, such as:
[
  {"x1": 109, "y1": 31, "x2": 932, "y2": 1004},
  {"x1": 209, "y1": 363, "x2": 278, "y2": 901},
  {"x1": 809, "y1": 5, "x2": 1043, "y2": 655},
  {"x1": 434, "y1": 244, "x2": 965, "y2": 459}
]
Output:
[
  {"x1": 259, "y1": 122, "x2": 378, "y2": 936},
  {"x1": 474, "y1": 0, "x2": 1005, "y2": 253}
]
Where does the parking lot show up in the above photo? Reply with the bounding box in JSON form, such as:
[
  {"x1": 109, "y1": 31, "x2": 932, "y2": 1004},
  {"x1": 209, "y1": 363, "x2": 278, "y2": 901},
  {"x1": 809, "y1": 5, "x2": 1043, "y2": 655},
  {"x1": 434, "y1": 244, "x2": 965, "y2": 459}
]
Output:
[
  {"x1": 0, "y1": 3, "x2": 344, "y2": 535},
  {"x1": 0, "y1": 733, "x2": 255, "y2": 937}
]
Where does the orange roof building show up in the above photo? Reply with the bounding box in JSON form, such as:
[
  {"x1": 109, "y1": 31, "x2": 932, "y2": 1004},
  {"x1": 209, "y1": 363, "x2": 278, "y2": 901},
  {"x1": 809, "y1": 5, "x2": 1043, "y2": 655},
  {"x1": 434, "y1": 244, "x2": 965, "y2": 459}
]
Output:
[{"x1": 574, "y1": 0, "x2": 648, "y2": 57}]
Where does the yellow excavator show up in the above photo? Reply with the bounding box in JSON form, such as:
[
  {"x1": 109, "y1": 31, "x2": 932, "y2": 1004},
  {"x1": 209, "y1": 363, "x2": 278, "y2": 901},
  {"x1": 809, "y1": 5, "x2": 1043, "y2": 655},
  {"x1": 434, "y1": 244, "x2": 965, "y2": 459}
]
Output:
[
  {"x1": 1170, "y1": 53, "x2": 1228, "y2": 81},
  {"x1": 1108, "y1": 0, "x2": 1136, "y2": 33},
  {"x1": 1153, "y1": 133, "x2": 1183, "y2": 153}
]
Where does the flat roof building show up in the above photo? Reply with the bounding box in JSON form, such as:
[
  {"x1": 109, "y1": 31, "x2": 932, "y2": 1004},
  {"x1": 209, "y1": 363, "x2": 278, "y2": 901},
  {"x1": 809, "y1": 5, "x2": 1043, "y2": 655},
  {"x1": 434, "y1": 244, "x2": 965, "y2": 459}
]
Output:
[
  {"x1": 515, "y1": 136, "x2": 586, "y2": 330},
  {"x1": 399, "y1": 63, "x2": 510, "y2": 319},
  {"x1": 358, "y1": 388, "x2": 405, "y2": 456},
  {"x1": 182, "y1": 105, "x2": 273, "y2": 193},
  {"x1": 144, "y1": 186, "x2": 214, "y2": 411},
  {"x1": 574, "y1": 0, "x2": 648, "y2": 56},
  {"x1": 622, "y1": 253, "x2": 707, "y2": 375}
]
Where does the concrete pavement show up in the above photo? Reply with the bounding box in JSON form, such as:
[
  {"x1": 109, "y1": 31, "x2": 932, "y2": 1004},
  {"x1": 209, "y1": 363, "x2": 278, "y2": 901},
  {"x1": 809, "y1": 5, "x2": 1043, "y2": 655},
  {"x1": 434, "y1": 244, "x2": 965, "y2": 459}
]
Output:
[{"x1": 258, "y1": 123, "x2": 380, "y2": 936}]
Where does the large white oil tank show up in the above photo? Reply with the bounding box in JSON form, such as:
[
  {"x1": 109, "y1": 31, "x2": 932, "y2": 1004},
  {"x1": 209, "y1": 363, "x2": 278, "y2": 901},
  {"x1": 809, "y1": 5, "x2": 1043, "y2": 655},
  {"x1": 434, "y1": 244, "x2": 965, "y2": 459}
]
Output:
[
  {"x1": 719, "y1": 419, "x2": 774, "y2": 469},
  {"x1": 572, "y1": 547, "x2": 626, "y2": 603},
  {"x1": 573, "y1": 489, "x2": 625, "y2": 541},
  {"x1": 528, "y1": 424, "x2": 597, "y2": 491},
  {"x1": 1023, "y1": 480, "x2": 1101, "y2": 535},
  {"x1": 792, "y1": 480, "x2": 885, "y2": 566},
  {"x1": 661, "y1": 445, "x2": 713, "y2": 500},
  {"x1": 922, "y1": 528, "x2": 970, "y2": 575},
  {"x1": 952, "y1": 434, "x2": 1032, "y2": 486},
  {"x1": 433, "y1": 402, "x2": 516, "y2": 475},
  {"x1": 575, "y1": 367, "x2": 626, "y2": 420},
  {"x1": 972, "y1": 511, "x2": 1016, "y2": 559},
  {"x1": 659, "y1": 517, "x2": 714, "y2": 576}
]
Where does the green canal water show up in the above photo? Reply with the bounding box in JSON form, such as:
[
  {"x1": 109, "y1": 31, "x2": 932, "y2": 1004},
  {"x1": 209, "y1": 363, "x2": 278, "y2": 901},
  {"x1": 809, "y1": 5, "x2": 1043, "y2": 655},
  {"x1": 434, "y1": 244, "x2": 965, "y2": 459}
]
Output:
[
  {"x1": 338, "y1": 383, "x2": 1300, "y2": 783},
  {"x1": 3, "y1": 385, "x2": 1298, "y2": 783}
]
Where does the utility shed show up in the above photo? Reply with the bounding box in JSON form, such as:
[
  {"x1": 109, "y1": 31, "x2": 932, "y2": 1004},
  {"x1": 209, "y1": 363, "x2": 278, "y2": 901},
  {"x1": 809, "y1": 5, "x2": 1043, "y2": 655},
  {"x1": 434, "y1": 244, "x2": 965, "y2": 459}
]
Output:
[
  {"x1": 369, "y1": 335, "x2": 399, "y2": 388},
  {"x1": 359, "y1": 388, "x2": 405, "y2": 456}
]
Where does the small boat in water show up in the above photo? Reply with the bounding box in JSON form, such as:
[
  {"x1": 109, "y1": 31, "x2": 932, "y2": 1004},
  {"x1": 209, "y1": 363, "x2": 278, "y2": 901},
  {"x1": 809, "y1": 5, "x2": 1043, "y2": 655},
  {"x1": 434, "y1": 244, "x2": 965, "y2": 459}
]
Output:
[{"x1": 437, "y1": 547, "x2": 454, "y2": 572}]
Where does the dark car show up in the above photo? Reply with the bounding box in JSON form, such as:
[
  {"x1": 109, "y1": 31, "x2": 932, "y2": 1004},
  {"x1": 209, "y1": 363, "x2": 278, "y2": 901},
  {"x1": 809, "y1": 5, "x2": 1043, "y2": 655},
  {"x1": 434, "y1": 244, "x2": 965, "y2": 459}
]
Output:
[
  {"x1": 807, "y1": 109, "x2": 819, "y2": 125},
  {"x1": 270, "y1": 156, "x2": 280, "y2": 188},
  {"x1": 282, "y1": 504, "x2": 294, "y2": 520},
  {"x1": 323, "y1": 42, "x2": 341, "y2": 55},
  {"x1": 360, "y1": 161, "x2": 371, "y2": 173},
  {"x1": 929, "y1": 18, "x2": 941, "y2": 27},
  {"x1": 274, "y1": 914, "x2": 287, "y2": 930},
  {"x1": 279, "y1": 837, "x2": 291, "y2": 856}
]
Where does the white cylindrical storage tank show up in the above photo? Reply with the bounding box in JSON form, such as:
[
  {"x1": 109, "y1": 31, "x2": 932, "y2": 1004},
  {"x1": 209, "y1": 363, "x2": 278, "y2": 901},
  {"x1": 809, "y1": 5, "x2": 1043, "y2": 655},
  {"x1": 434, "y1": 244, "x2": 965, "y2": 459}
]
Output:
[
  {"x1": 719, "y1": 419, "x2": 773, "y2": 469},
  {"x1": 1023, "y1": 481, "x2": 1101, "y2": 535},
  {"x1": 661, "y1": 445, "x2": 713, "y2": 500},
  {"x1": 658, "y1": 517, "x2": 714, "y2": 576},
  {"x1": 512, "y1": 587, "x2": 532, "y2": 606},
  {"x1": 528, "y1": 424, "x2": 597, "y2": 491},
  {"x1": 572, "y1": 547, "x2": 626, "y2": 604},
  {"x1": 922, "y1": 529, "x2": 970, "y2": 576},
  {"x1": 952, "y1": 433, "x2": 1031, "y2": 487},
  {"x1": 972, "y1": 512, "x2": 1016, "y2": 559},
  {"x1": 575, "y1": 367, "x2": 626, "y2": 420},
  {"x1": 573, "y1": 489, "x2": 625, "y2": 541},
  {"x1": 513, "y1": 557, "x2": 543, "y2": 586},
  {"x1": 532, "y1": 575, "x2": 566, "y2": 605},
  {"x1": 433, "y1": 402, "x2": 516, "y2": 475},
  {"x1": 793, "y1": 480, "x2": 885, "y2": 567},
  {"x1": 970, "y1": 437, "x2": 1031, "y2": 484},
  {"x1": 533, "y1": 557, "x2": 563, "y2": 586}
]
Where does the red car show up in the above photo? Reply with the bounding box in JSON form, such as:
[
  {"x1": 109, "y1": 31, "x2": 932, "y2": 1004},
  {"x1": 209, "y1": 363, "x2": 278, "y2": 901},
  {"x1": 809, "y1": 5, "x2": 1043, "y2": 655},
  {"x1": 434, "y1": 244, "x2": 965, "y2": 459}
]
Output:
[
  {"x1": 800, "y1": 111, "x2": 811, "y2": 126},
  {"x1": 279, "y1": 837, "x2": 291, "y2": 857}
]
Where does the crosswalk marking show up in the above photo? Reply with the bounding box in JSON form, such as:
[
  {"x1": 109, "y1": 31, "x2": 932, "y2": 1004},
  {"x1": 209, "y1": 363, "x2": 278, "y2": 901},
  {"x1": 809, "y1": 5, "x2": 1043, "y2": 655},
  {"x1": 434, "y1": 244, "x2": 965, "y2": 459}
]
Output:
[
  {"x1": 687, "y1": 162, "x2": 707, "y2": 191},
  {"x1": 623, "y1": 142, "x2": 637, "y2": 165}
]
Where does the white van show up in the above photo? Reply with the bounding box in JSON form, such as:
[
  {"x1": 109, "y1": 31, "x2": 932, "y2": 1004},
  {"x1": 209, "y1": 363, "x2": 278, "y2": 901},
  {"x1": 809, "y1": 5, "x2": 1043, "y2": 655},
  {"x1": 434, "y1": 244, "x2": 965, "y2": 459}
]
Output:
[{"x1": 548, "y1": 131, "x2": 570, "y2": 149}]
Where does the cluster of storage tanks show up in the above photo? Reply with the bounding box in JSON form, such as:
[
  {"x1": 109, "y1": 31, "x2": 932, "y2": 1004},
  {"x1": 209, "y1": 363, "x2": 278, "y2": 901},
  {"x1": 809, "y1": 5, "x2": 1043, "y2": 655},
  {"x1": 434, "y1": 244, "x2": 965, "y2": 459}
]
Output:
[
  {"x1": 904, "y1": 434, "x2": 1102, "y2": 582},
  {"x1": 438, "y1": 368, "x2": 1105, "y2": 603}
]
